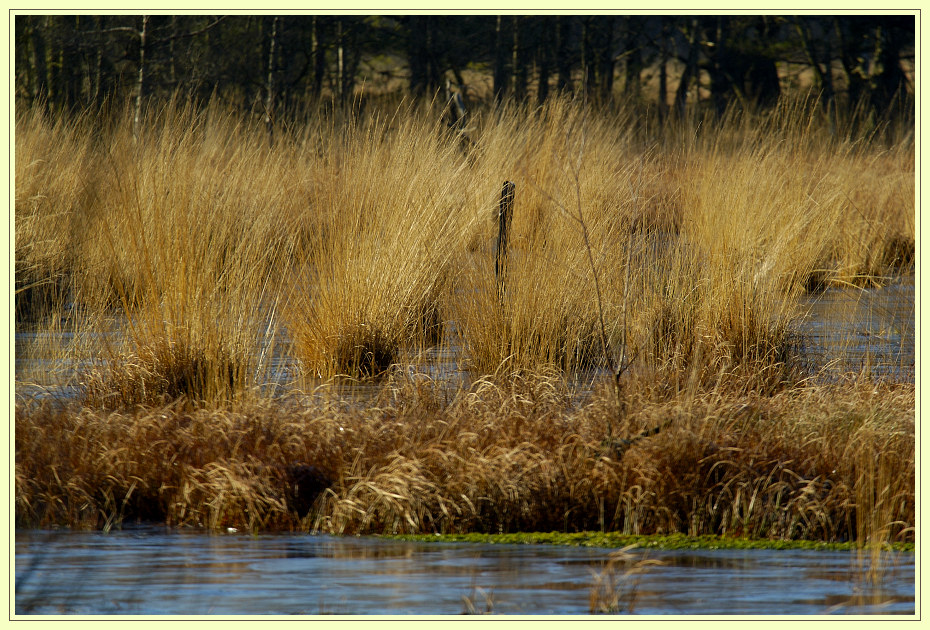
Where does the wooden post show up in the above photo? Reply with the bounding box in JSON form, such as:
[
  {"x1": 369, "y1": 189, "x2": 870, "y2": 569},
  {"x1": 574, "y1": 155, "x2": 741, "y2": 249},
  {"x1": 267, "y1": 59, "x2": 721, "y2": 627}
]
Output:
[{"x1": 496, "y1": 181, "x2": 516, "y2": 300}]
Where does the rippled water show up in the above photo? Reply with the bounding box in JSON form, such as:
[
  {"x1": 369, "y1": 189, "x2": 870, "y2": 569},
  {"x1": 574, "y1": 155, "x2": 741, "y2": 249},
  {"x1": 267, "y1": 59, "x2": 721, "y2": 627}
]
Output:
[
  {"x1": 15, "y1": 529, "x2": 914, "y2": 616},
  {"x1": 796, "y1": 278, "x2": 915, "y2": 380}
]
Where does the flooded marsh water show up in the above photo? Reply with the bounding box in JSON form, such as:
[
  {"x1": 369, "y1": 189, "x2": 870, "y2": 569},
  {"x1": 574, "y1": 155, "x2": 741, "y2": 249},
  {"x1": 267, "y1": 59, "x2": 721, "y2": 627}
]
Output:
[
  {"x1": 796, "y1": 277, "x2": 915, "y2": 381},
  {"x1": 15, "y1": 529, "x2": 914, "y2": 615},
  {"x1": 14, "y1": 277, "x2": 917, "y2": 400}
]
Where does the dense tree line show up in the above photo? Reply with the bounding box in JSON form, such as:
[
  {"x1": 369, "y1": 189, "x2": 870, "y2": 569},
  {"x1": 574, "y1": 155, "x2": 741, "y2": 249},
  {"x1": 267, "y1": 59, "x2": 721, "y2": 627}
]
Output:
[{"x1": 14, "y1": 14, "x2": 914, "y2": 124}]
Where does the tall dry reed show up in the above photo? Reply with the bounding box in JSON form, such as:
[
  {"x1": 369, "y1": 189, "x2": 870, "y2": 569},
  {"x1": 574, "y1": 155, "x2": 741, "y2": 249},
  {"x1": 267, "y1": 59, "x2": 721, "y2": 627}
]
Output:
[
  {"x1": 14, "y1": 105, "x2": 95, "y2": 324},
  {"x1": 67, "y1": 99, "x2": 311, "y2": 405},
  {"x1": 447, "y1": 95, "x2": 912, "y2": 388}
]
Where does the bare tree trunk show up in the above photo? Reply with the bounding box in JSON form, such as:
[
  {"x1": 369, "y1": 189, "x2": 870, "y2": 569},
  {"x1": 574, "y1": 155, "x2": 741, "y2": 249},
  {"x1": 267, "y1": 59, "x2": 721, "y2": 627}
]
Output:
[
  {"x1": 598, "y1": 17, "x2": 616, "y2": 103},
  {"x1": 133, "y1": 15, "x2": 148, "y2": 139},
  {"x1": 581, "y1": 18, "x2": 594, "y2": 95},
  {"x1": 871, "y1": 21, "x2": 909, "y2": 118},
  {"x1": 536, "y1": 16, "x2": 553, "y2": 104},
  {"x1": 92, "y1": 15, "x2": 106, "y2": 107},
  {"x1": 657, "y1": 18, "x2": 669, "y2": 123},
  {"x1": 834, "y1": 18, "x2": 868, "y2": 109},
  {"x1": 706, "y1": 16, "x2": 736, "y2": 116},
  {"x1": 45, "y1": 16, "x2": 63, "y2": 106},
  {"x1": 168, "y1": 15, "x2": 177, "y2": 92},
  {"x1": 556, "y1": 16, "x2": 574, "y2": 94},
  {"x1": 408, "y1": 16, "x2": 441, "y2": 98},
  {"x1": 311, "y1": 16, "x2": 326, "y2": 99},
  {"x1": 334, "y1": 17, "x2": 360, "y2": 108},
  {"x1": 493, "y1": 16, "x2": 509, "y2": 103},
  {"x1": 69, "y1": 16, "x2": 87, "y2": 107},
  {"x1": 622, "y1": 18, "x2": 643, "y2": 102},
  {"x1": 28, "y1": 19, "x2": 49, "y2": 104},
  {"x1": 674, "y1": 17, "x2": 700, "y2": 118},
  {"x1": 408, "y1": 16, "x2": 428, "y2": 97},
  {"x1": 511, "y1": 16, "x2": 527, "y2": 102},
  {"x1": 264, "y1": 16, "x2": 279, "y2": 146},
  {"x1": 794, "y1": 17, "x2": 836, "y2": 129},
  {"x1": 337, "y1": 19, "x2": 345, "y2": 105}
]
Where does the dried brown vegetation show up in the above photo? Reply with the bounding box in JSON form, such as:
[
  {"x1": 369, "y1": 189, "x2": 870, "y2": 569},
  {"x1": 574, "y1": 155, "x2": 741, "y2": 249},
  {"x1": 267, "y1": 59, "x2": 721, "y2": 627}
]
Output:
[{"x1": 16, "y1": 371, "x2": 914, "y2": 545}]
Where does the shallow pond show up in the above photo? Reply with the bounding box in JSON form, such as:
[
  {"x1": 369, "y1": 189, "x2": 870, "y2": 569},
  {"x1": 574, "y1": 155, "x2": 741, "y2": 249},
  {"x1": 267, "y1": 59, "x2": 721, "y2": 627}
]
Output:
[{"x1": 15, "y1": 529, "x2": 914, "y2": 615}]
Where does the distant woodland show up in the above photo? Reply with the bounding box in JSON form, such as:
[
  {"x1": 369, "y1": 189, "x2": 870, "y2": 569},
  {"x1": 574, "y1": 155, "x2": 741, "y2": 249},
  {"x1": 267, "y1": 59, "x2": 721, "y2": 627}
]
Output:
[{"x1": 15, "y1": 14, "x2": 914, "y2": 124}]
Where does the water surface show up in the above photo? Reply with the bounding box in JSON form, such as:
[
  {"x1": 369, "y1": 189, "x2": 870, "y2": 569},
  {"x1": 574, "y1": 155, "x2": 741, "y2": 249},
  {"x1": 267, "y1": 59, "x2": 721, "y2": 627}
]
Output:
[
  {"x1": 796, "y1": 278, "x2": 915, "y2": 380},
  {"x1": 15, "y1": 529, "x2": 914, "y2": 616}
]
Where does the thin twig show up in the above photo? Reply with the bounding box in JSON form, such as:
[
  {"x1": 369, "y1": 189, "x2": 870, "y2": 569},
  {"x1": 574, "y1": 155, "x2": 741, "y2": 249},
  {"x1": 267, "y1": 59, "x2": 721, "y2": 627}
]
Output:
[{"x1": 562, "y1": 104, "x2": 625, "y2": 441}]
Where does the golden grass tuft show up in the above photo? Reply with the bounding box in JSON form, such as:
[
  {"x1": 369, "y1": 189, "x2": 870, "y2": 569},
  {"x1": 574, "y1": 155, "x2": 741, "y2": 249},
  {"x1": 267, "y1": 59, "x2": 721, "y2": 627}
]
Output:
[
  {"x1": 16, "y1": 94, "x2": 913, "y2": 390},
  {"x1": 589, "y1": 545, "x2": 664, "y2": 614},
  {"x1": 447, "y1": 96, "x2": 844, "y2": 385},
  {"x1": 14, "y1": 105, "x2": 96, "y2": 323},
  {"x1": 284, "y1": 102, "x2": 472, "y2": 378},
  {"x1": 32, "y1": 98, "x2": 309, "y2": 403},
  {"x1": 79, "y1": 339, "x2": 253, "y2": 409}
]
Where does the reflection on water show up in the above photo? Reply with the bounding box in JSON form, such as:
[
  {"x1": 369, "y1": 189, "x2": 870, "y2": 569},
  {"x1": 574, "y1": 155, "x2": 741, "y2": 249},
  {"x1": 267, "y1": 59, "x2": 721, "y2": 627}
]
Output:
[{"x1": 15, "y1": 529, "x2": 914, "y2": 615}]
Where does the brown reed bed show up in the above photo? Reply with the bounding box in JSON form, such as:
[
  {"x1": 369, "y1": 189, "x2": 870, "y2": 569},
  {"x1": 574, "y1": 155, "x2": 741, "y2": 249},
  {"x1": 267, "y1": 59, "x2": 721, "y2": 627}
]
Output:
[
  {"x1": 15, "y1": 370, "x2": 914, "y2": 546},
  {"x1": 446, "y1": 95, "x2": 912, "y2": 382},
  {"x1": 19, "y1": 98, "x2": 311, "y2": 404},
  {"x1": 283, "y1": 100, "x2": 472, "y2": 378}
]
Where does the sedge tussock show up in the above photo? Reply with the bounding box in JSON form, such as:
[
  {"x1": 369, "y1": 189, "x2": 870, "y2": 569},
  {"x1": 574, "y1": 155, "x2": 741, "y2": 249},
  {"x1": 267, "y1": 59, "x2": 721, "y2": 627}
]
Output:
[
  {"x1": 16, "y1": 95, "x2": 912, "y2": 392},
  {"x1": 589, "y1": 545, "x2": 664, "y2": 614},
  {"x1": 40, "y1": 99, "x2": 306, "y2": 404},
  {"x1": 14, "y1": 106, "x2": 97, "y2": 323},
  {"x1": 285, "y1": 105, "x2": 473, "y2": 378},
  {"x1": 442, "y1": 95, "x2": 912, "y2": 381}
]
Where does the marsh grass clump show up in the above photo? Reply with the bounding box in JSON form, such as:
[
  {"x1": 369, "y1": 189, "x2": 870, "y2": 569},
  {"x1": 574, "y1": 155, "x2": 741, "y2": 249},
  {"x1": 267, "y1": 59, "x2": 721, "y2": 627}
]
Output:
[
  {"x1": 589, "y1": 545, "x2": 663, "y2": 614},
  {"x1": 444, "y1": 94, "x2": 910, "y2": 384},
  {"x1": 452, "y1": 250, "x2": 609, "y2": 375},
  {"x1": 14, "y1": 105, "x2": 97, "y2": 324},
  {"x1": 450, "y1": 98, "x2": 643, "y2": 375},
  {"x1": 65, "y1": 99, "x2": 307, "y2": 404},
  {"x1": 321, "y1": 373, "x2": 912, "y2": 542},
  {"x1": 14, "y1": 396, "x2": 341, "y2": 531},
  {"x1": 328, "y1": 325, "x2": 400, "y2": 378},
  {"x1": 80, "y1": 339, "x2": 253, "y2": 409},
  {"x1": 830, "y1": 147, "x2": 915, "y2": 283},
  {"x1": 15, "y1": 93, "x2": 912, "y2": 390},
  {"x1": 284, "y1": 102, "x2": 471, "y2": 379}
]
